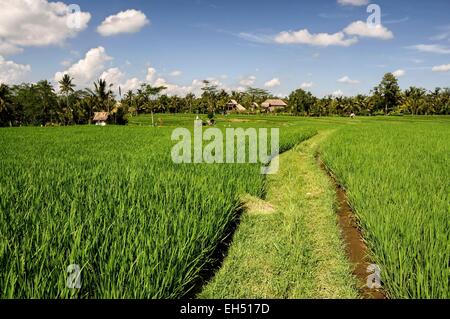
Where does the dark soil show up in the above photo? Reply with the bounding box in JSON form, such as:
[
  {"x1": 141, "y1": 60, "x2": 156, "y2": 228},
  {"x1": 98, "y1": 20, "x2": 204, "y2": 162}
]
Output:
[{"x1": 318, "y1": 157, "x2": 386, "y2": 299}]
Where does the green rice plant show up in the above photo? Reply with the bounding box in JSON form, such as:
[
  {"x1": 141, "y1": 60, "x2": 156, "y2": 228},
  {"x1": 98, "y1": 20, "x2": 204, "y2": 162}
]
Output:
[
  {"x1": 0, "y1": 124, "x2": 315, "y2": 298},
  {"x1": 321, "y1": 120, "x2": 450, "y2": 299}
]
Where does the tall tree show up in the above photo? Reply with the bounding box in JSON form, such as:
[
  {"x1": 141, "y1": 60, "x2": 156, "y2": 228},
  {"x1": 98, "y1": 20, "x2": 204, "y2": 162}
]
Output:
[
  {"x1": 0, "y1": 84, "x2": 13, "y2": 126},
  {"x1": 288, "y1": 89, "x2": 316, "y2": 115},
  {"x1": 35, "y1": 80, "x2": 58, "y2": 125},
  {"x1": 201, "y1": 80, "x2": 219, "y2": 115},
  {"x1": 374, "y1": 73, "x2": 402, "y2": 114},
  {"x1": 58, "y1": 74, "x2": 76, "y2": 124},
  {"x1": 402, "y1": 87, "x2": 427, "y2": 115},
  {"x1": 139, "y1": 84, "x2": 167, "y2": 125}
]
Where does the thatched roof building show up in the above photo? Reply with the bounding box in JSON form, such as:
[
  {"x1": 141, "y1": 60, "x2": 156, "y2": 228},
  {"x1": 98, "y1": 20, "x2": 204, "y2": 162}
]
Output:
[
  {"x1": 261, "y1": 99, "x2": 287, "y2": 112},
  {"x1": 226, "y1": 100, "x2": 246, "y2": 112},
  {"x1": 93, "y1": 112, "x2": 109, "y2": 125}
]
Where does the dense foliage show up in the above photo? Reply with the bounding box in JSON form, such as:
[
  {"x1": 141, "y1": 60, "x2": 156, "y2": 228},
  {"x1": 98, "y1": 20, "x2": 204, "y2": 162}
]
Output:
[
  {"x1": 322, "y1": 119, "x2": 450, "y2": 298},
  {"x1": 0, "y1": 73, "x2": 449, "y2": 127}
]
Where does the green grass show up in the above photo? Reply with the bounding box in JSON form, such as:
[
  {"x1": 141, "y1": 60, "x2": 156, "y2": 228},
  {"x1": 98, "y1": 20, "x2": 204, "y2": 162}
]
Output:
[
  {"x1": 199, "y1": 132, "x2": 358, "y2": 299},
  {"x1": 0, "y1": 122, "x2": 314, "y2": 298},
  {"x1": 321, "y1": 120, "x2": 450, "y2": 299},
  {"x1": 0, "y1": 114, "x2": 448, "y2": 299}
]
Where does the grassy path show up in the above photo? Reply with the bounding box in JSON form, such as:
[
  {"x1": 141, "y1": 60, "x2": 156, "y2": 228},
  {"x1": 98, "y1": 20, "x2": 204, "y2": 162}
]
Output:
[{"x1": 199, "y1": 131, "x2": 358, "y2": 299}]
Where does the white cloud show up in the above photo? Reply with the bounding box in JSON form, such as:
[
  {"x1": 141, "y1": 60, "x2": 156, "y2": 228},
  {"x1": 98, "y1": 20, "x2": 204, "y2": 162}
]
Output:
[
  {"x1": 338, "y1": 0, "x2": 369, "y2": 6},
  {"x1": 0, "y1": 41, "x2": 23, "y2": 56},
  {"x1": 54, "y1": 47, "x2": 113, "y2": 87},
  {"x1": 264, "y1": 78, "x2": 281, "y2": 88},
  {"x1": 409, "y1": 44, "x2": 450, "y2": 54},
  {"x1": 332, "y1": 89, "x2": 344, "y2": 97},
  {"x1": 169, "y1": 70, "x2": 182, "y2": 77},
  {"x1": 146, "y1": 67, "x2": 156, "y2": 82},
  {"x1": 338, "y1": 75, "x2": 360, "y2": 84},
  {"x1": 0, "y1": 0, "x2": 90, "y2": 51},
  {"x1": 274, "y1": 29, "x2": 358, "y2": 47},
  {"x1": 60, "y1": 59, "x2": 72, "y2": 67},
  {"x1": 100, "y1": 67, "x2": 123, "y2": 86},
  {"x1": 392, "y1": 69, "x2": 406, "y2": 78},
  {"x1": 432, "y1": 64, "x2": 450, "y2": 72},
  {"x1": 300, "y1": 82, "x2": 314, "y2": 89},
  {"x1": 344, "y1": 21, "x2": 394, "y2": 40},
  {"x1": 97, "y1": 9, "x2": 149, "y2": 36},
  {"x1": 239, "y1": 75, "x2": 256, "y2": 86},
  {"x1": 100, "y1": 67, "x2": 142, "y2": 95},
  {"x1": 121, "y1": 77, "x2": 141, "y2": 92},
  {"x1": 238, "y1": 32, "x2": 272, "y2": 44},
  {"x1": 0, "y1": 55, "x2": 31, "y2": 84}
]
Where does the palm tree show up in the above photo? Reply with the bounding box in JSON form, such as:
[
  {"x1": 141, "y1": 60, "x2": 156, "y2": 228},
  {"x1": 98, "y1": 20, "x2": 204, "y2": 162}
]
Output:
[
  {"x1": 58, "y1": 74, "x2": 75, "y2": 124},
  {"x1": 86, "y1": 79, "x2": 114, "y2": 113},
  {"x1": 141, "y1": 84, "x2": 167, "y2": 126},
  {"x1": 59, "y1": 74, "x2": 75, "y2": 96},
  {"x1": 185, "y1": 93, "x2": 195, "y2": 113},
  {"x1": 123, "y1": 90, "x2": 135, "y2": 115}
]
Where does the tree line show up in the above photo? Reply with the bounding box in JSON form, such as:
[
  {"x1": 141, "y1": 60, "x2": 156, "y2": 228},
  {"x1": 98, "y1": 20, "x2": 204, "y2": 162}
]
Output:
[{"x1": 0, "y1": 73, "x2": 448, "y2": 127}]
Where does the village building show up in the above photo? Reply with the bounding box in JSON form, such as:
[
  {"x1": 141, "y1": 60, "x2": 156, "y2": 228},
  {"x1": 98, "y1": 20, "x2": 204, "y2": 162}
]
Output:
[
  {"x1": 261, "y1": 99, "x2": 288, "y2": 112},
  {"x1": 225, "y1": 100, "x2": 247, "y2": 113},
  {"x1": 251, "y1": 102, "x2": 259, "y2": 111},
  {"x1": 93, "y1": 112, "x2": 109, "y2": 126}
]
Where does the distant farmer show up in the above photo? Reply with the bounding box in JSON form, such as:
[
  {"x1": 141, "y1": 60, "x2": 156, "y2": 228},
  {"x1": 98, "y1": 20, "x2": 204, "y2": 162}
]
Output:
[{"x1": 350, "y1": 113, "x2": 356, "y2": 119}]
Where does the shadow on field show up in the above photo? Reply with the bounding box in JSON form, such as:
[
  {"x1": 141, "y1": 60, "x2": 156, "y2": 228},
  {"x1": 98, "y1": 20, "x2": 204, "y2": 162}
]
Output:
[{"x1": 185, "y1": 204, "x2": 247, "y2": 299}]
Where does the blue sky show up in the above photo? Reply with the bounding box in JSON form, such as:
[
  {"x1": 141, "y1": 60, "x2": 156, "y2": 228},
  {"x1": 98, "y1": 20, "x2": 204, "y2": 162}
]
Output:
[{"x1": 1, "y1": 0, "x2": 450, "y2": 97}]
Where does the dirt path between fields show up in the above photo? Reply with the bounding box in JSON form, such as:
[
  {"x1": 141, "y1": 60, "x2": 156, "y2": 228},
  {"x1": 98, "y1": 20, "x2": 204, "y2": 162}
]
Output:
[
  {"x1": 317, "y1": 157, "x2": 386, "y2": 299},
  {"x1": 199, "y1": 131, "x2": 359, "y2": 299}
]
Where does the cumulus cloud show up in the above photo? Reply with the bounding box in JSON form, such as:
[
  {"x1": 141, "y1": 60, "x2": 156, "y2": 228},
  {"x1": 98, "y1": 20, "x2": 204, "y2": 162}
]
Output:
[
  {"x1": 0, "y1": 41, "x2": 23, "y2": 56},
  {"x1": 332, "y1": 89, "x2": 344, "y2": 97},
  {"x1": 100, "y1": 67, "x2": 142, "y2": 95},
  {"x1": 97, "y1": 9, "x2": 149, "y2": 36},
  {"x1": 54, "y1": 47, "x2": 113, "y2": 87},
  {"x1": 146, "y1": 67, "x2": 156, "y2": 82},
  {"x1": 392, "y1": 69, "x2": 406, "y2": 78},
  {"x1": 409, "y1": 44, "x2": 450, "y2": 54},
  {"x1": 100, "y1": 67, "x2": 124, "y2": 86},
  {"x1": 344, "y1": 21, "x2": 394, "y2": 40},
  {"x1": 338, "y1": 0, "x2": 369, "y2": 6},
  {"x1": 300, "y1": 82, "x2": 314, "y2": 89},
  {"x1": 0, "y1": 0, "x2": 90, "y2": 52},
  {"x1": 432, "y1": 64, "x2": 450, "y2": 72},
  {"x1": 0, "y1": 55, "x2": 31, "y2": 84},
  {"x1": 239, "y1": 75, "x2": 256, "y2": 86},
  {"x1": 274, "y1": 29, "x2": 358, "y2": 47},
  {"x1": 264, "y1": 78, "x2": 281, "y2": 88},
  {"x1": 169, "y1": 70, "x2": 182, "y2": 77},
  {"x1": 338, "y1": 75, "x2": 360, "y2": 84}
]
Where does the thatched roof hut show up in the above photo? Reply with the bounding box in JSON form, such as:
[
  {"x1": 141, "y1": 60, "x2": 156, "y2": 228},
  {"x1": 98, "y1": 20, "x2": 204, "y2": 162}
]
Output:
[
  {"x1": 261, "y1": 99, "x2": 287, "y2": 112},
  {"x1": 226, "y1": 99, "x2": 246, "y2": 112},
  {"x1": 93, "y1": 112, "x2": 109, "y2": 125}
]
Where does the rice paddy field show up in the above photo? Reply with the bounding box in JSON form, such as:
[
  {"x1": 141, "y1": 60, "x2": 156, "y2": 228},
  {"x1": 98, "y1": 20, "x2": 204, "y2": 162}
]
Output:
[
  {"x1": 321, "y1": 119, "x2": 450, "y2": 298},
  {"x1": 0, "y1": 115, "x2": 448, "y2": 299}
]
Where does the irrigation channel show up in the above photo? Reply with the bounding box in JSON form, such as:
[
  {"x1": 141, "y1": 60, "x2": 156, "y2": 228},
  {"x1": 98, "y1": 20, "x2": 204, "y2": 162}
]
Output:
[{"x1": 199, "y1": 131, "x2": 386, "y2": 299}]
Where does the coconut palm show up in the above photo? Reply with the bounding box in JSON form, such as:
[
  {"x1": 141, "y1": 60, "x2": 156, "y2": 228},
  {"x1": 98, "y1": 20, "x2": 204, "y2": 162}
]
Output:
[
  {"x1": 139, "y1": 84, "x2": 167, "y2": 126},
  {"x1": 59, "y1": 74, "x2": 75, "y2": 96},
  {"x1": 86, "y1": 79, "x2": 114, "y2": 113},
  {"x1": 58, "y1": 74, "x2": 76, "y2": 124}
]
